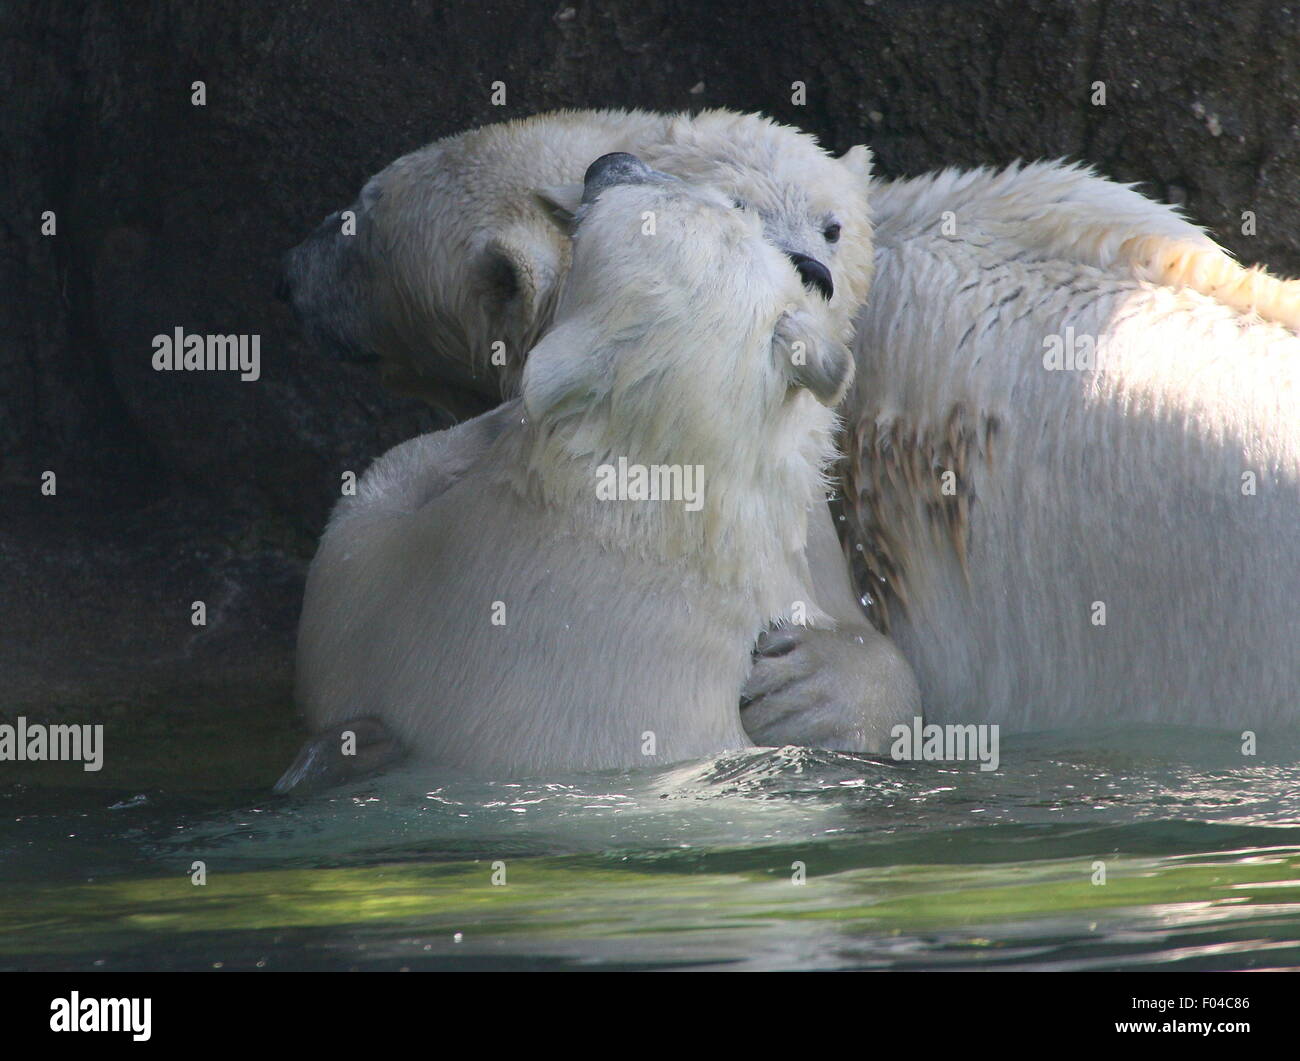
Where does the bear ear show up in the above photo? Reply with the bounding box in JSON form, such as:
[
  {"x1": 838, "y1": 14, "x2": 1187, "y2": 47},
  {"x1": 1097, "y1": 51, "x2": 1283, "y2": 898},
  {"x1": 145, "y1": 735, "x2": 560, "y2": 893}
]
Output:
[
  {"x1": 535, "y1": 183, "x2": 584, "y2": 229},
  {"x1": 838, "y1": 144, "x2": 874, "y2": 183},
  {"x1": 481, "y1": 231, "x2": 563, "y2": 329},
  {"x1": 520, "y1": 322, "x2": 603, "y2": 425}
]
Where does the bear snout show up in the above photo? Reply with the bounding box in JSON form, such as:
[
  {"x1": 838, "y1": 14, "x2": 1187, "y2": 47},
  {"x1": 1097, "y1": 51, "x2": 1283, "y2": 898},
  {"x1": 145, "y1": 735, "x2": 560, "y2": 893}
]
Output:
[
  {"x1": 581, "y1": 152, "x2": 664, "y2": 204},
  {"x1": 787, "y1": 252, "x2": 834, "y2": 301}
]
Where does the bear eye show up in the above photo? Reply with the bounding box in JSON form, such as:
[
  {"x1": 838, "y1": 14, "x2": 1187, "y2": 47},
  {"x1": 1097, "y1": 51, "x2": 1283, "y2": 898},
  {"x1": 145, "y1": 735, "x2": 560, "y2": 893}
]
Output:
[
  {"x1": 823, "y1": 222, "x2": 841, "y2": 244},
  {"x1": 731, "y1": 197, "x2": 747, "y2": 210}
]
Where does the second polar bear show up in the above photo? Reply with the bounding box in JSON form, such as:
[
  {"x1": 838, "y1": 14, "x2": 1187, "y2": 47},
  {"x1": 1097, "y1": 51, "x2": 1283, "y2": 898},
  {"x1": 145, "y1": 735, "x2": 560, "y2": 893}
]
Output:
[{"x1": 294, "y1": 154, "x2": 864, "y2": 775}]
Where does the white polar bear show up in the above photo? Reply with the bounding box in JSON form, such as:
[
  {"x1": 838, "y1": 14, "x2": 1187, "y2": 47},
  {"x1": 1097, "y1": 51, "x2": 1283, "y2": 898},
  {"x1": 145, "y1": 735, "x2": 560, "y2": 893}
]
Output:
[
  {"x1": 846, "y1": 162, "x2": 1300, "y2": 727},
  {"x1": 293, "y1": 153, "x2": 873, "y2": 776},
  {"x1": 282, "y1": 108, "x2": 919, "y2": 757},
  {"x1": 283, "y1": 108, "x2": 1300, "y2": 733}
]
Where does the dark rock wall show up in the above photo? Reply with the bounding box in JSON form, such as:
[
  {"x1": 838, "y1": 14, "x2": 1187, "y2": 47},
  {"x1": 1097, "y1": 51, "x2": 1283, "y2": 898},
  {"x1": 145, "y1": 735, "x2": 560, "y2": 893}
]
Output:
[
  {"x1": 1, "y1": 1, "x2": 1296, "y2": 775},
  {"x1": 5, "y1": 0, "x2": 1297, "y2": 516}
]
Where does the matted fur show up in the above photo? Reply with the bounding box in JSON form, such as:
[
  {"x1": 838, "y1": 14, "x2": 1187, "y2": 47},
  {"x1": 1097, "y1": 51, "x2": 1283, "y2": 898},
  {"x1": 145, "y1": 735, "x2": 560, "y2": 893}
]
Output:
[
  {"x1": 850, "y1": 161, "x2": 1300, "y2": 726},
  {"x1": 868, "y1": 160, "x2": 1300, "y2": 330}
]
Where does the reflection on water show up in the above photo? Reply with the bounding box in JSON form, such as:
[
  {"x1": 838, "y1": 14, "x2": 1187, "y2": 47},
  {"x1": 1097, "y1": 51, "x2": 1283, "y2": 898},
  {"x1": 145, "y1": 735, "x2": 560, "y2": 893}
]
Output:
[{"x1": 2, "y1": 726, "x2": 1299, "y2": 970}]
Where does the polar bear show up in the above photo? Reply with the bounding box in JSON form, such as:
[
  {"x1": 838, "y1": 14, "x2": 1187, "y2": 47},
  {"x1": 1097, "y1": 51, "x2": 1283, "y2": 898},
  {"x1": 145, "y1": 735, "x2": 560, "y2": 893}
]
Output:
[
  {"x1": 282, "y1": 108, "x2": 918, "y2": 758},
  {"x1": 291, "y1": 153, "x2": 874, "y2": 777},
  {"x1": 283, "y1": 108, "x2": 1300, "y2": 733},
  {"x1": 845, "y1": 163, "x2": 1300, "y2": 727}
]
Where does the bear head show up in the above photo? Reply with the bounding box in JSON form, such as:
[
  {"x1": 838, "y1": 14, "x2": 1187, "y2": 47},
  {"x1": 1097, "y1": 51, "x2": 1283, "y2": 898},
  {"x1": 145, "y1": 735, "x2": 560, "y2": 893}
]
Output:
[
  {"x1": 279, "y1": 109, "x2": 872, "y2": 418},
  {"x1": 517, "y1": 152, "x2": 851, "y2": 561}
]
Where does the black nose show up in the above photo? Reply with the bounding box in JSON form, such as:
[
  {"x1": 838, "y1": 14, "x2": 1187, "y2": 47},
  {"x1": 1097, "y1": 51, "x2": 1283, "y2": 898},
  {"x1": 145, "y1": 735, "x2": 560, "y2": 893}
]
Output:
[
  {"x1": 788, "y1": 252, "x2": 833, "y2": 300},
  {"x1": 582, "y1": 152, "x2": 656, "y2": 203}
]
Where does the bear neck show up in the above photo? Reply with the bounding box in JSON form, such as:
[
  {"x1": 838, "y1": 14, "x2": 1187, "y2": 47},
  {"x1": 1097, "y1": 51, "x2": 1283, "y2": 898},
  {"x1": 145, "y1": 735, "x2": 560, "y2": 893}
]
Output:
[{"x1": 511, "y1": 346, "x2": 839, "y2": 613}]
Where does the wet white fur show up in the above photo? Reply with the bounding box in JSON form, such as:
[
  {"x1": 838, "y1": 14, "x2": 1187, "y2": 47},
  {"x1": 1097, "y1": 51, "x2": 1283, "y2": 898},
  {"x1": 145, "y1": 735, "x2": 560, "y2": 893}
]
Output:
[
  {"x1": 856, "y1": 161, "x2": 1300, "y2": 727},
  {"x1": 296, "y1": 178, "x2": 849, "y2": 774}
]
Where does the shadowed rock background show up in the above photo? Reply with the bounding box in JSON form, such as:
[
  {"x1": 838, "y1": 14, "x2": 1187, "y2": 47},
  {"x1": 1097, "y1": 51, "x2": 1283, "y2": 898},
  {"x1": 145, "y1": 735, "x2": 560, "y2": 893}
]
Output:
[{"x1": 2, "y1": 0, "x2": 1296, "y2": 789}]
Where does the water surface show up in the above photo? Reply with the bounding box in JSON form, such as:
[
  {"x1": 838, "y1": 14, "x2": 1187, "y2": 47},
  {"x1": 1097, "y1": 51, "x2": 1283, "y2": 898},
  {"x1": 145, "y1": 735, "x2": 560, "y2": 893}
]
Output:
[{"x1": 4, "y1": 726, "x2": 1299, "y2": 970}]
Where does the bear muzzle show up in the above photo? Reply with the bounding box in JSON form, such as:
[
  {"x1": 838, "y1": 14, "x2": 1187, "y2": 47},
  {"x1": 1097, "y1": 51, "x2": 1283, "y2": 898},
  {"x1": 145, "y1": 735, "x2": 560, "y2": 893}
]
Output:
[
  {"x1": 581, "y1": 152, "x2": 673, "y2": 204},
  {"x1": 786, "y1": 252, "x2": 834, "y2": 301}
]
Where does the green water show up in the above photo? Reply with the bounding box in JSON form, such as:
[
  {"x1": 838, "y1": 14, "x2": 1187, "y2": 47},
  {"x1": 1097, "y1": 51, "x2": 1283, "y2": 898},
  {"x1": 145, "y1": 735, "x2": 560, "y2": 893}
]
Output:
[{"x1": 3, "y1": 729, "x2": 1299, "y2": 970}]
